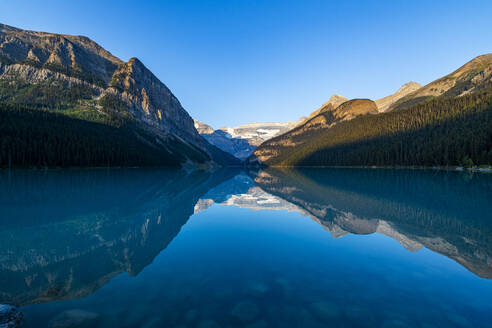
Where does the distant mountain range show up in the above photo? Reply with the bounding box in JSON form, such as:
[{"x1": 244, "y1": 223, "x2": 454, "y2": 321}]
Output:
[
  {"x1": 196, "y1": 82, "x2": 422, "y2": 160},
  {"x1": 194, "y1": 120, "x2": 302, "y2": 159},
  {"x1": 0, "y1": 23, "x2": 239, "y2": 168},
  {"x1": 251, "y1": 54, "x2": 492, "y2": 167}
]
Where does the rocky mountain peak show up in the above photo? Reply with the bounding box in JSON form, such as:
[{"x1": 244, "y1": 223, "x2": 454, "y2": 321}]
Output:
[
  {"x1": 304, "y1": 98, "x2": 378, "y2": 129},
  {"x1": 0, "y1": 23, "x2": 122, "y2": 85},
  {"x1": 108, "y1": 56, "x2": 203, "y2": 146},
  {"x1": 401, "y1": 81, "x2": 421, "y2": 89},
  {"x1": 0, "y1": 23, "x2": 204, "y2": 146},
  {"x1": 324, "y1": 94, "x2": 349, "y2": 108},
  {"x1": 375, "y1": 81, "x2": 422, "y2": 112},
  {"x1": 194, "y1": 120, "x2": 215, "y2": 134},
  {"x1": 296, "y1": 94, "x2": 349, "y2": 127}
]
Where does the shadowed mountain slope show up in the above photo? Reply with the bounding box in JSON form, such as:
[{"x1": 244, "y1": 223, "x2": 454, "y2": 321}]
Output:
[
  {"x1": 253, "y1": 91, "x2": 492, "y2": 167},
  {"x1": 252, "y1": 99, "x2": 378, "y2": 165}
]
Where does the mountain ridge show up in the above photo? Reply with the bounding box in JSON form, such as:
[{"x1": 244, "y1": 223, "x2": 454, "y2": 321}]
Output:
[
  {"x1": 252, "y1": 98, "x2": 379, "y2": 164},
  {"x1": 388, "y1": 54, "x2": 492, "y2": 111},
  {"x1": 0, "y1": 23, "x2": 239, "y2": 167},
  {"x1": 251, "y1": 54, "x2": 492, "y2": 167}
]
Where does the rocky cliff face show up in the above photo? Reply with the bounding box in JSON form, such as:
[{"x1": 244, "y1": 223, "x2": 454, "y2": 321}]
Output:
[
  {"x1": 0, "y1": 24, "x2": 121, "y2": 84},
  {"x1": 375, "y1": 81, "x2": 421, "y2": 112},
  {"x1": 108, "y1": 57, "x2": 203, "y2": 146},
  {"x1": 0, "y1": 23, "x2": 228, "y2": 166}
]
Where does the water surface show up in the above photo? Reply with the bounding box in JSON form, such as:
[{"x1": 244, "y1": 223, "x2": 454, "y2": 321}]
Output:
[{"x1": 1, "y1": 168, "x2": 491, "y2": 327}]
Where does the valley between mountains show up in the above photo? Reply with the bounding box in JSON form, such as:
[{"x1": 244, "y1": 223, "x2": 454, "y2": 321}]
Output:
[{"x1": 1, "y1": 23, "x2": 491, "y2": 168}]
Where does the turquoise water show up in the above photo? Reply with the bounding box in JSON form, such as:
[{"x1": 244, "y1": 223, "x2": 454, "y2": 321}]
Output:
[{"x1": 1, "y1": 168, "x2": 491, "y2": 327}]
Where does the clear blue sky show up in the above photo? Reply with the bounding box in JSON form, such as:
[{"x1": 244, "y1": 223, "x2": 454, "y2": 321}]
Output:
[{"x1": 1, "y1": 0, "x2": 491, "y2": 127}]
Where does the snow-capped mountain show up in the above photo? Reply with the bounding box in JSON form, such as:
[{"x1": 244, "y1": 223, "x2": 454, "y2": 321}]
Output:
[{"x1": 194, "y1": 120, "x2": 303, "y2": 159}]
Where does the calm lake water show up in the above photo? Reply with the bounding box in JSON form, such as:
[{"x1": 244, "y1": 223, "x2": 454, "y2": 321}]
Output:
[{"x1": 1, "y1": 168, "x2": 492, "y2": 327}]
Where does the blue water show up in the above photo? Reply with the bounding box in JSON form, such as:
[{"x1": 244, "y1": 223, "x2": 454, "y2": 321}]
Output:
[{"x1": 1, "y1": 168, "x2": 491, "y2": 327}]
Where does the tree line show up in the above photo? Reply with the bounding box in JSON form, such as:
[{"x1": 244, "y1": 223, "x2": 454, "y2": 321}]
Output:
[{"x1": 0, "y1": 103, "x2": 201, "y2": 168}]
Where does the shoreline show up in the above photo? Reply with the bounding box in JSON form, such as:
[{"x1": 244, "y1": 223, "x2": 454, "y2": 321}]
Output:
[{"x1": 264, "y1": 165, "x2": 492, "y2": 172}]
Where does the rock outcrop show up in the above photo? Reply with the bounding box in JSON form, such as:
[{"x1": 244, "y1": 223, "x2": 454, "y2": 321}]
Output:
[{"x1": 0, "y1": 304, "x2": 22, "y2": 327}]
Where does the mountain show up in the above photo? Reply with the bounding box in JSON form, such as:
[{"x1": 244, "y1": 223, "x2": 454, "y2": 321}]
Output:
[
  {"x1": 297, "y1": 94, "x2": 348, "y2": 126},
  {"x1": 220, "y1": 121, "x2": 302, "y2": 146},
  {"x1": 252, "y1": 99, "x2": 378, "y2": 165},
  {"x1": 0, "y1": 23, "x2": 238, "y2": 167},
  {"x1": 194, "y1": 120, "x2": 302, "y2": 159},
  {"x1": 375, "y1": 81, "x2": 421, "y2": 112},
  {"x1": 388, "y1": 54, "x2": 492, "y2": 111},
  {"x1": 194, "y1": 120, "x2": 215, "y2": 134},
  {"x1": 252, "y1": 55, "x2": 492, "y2": 167}
]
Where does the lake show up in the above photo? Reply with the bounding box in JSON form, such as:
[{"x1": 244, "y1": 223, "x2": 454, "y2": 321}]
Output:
[{"x1": 1, "y1": 168, "x2": 491, "y2": 327}]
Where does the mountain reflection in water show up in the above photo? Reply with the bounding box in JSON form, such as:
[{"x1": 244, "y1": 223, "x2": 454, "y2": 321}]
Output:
[
  {"x1": 0, "y1": 167, "x2": 491, "y2": 312},
  {"x1": 251, "y1": 168, "x2": 492, "y2": 279},
  {"x1": 0, "y1": 169, "x2": 238, "y2": 306}
]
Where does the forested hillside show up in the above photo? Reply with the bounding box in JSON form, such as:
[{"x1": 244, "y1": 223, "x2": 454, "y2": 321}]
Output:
[
  {"x1": 253, "y1": 90, "x2": 492, "y2": 167},
  {"x1": 0, "y1": 103, "x2": 211, "y2": 168},
  {"x1": 388, "y1": 54, "x2": 492, "y2": 111}
]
